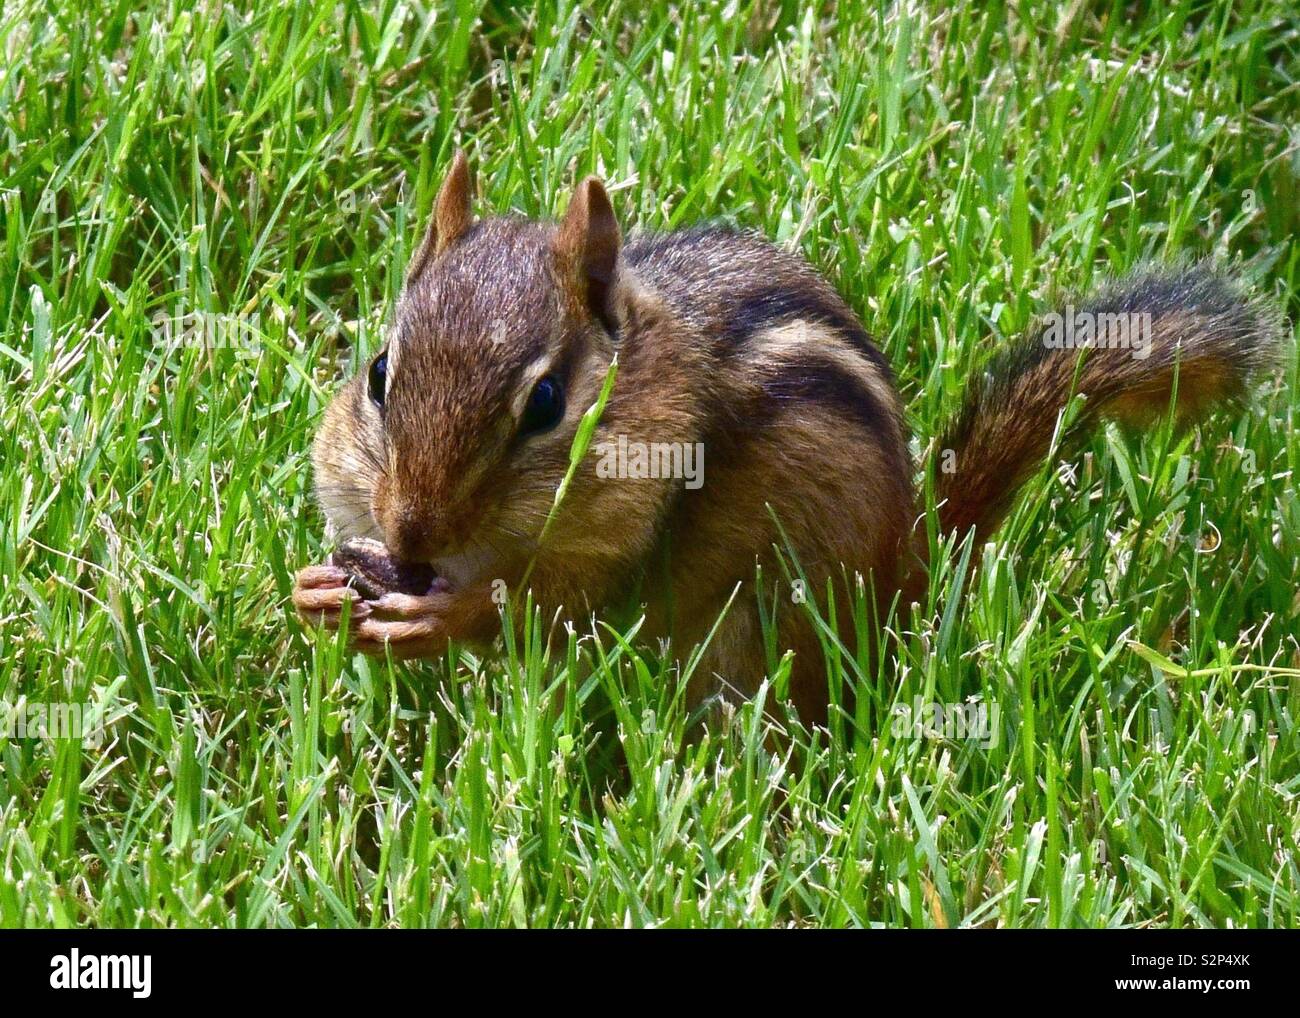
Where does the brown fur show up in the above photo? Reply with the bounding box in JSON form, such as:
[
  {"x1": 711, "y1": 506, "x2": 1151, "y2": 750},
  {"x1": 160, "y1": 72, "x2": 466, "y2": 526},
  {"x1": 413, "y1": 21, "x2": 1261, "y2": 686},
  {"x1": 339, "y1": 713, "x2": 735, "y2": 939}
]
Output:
[{"x1": 297, "y1": 154, "x2": 1284, "y2": 726}]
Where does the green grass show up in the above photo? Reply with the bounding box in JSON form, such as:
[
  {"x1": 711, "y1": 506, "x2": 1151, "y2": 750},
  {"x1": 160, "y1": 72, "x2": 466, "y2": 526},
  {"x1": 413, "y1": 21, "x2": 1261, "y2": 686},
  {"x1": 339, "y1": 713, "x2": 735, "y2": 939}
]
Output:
[{"x1": 2, "y1": 0, "x2": 1299, "y2": 928}]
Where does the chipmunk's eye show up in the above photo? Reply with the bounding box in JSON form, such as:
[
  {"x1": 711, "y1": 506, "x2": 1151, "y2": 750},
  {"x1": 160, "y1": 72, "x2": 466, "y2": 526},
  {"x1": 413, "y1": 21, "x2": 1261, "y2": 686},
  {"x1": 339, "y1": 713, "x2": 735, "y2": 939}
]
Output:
[
  {"x1": 519, "y1": 375, "x2": 565, "y2": 437},
  {"x1": 368, "y1": 352, "x2": 388, "y2": 408}
]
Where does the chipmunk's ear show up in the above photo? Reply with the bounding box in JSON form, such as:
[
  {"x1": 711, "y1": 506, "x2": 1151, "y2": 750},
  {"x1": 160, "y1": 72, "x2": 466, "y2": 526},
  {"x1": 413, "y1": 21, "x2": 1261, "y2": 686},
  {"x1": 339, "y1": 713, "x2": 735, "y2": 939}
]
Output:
[
  {"x1": 405, "y1": 149, "x2": 473, "y2": 285},
  {"x1": 555, "y1": 176, "x2": 621, "y2": 332}
]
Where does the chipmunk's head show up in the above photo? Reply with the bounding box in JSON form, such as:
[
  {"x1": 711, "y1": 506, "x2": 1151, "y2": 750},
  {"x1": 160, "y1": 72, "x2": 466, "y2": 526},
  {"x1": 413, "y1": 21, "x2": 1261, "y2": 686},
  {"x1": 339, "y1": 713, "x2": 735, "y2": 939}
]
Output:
[{"x1": 312, "y1": 151, "x2": 633, "y2": 586}]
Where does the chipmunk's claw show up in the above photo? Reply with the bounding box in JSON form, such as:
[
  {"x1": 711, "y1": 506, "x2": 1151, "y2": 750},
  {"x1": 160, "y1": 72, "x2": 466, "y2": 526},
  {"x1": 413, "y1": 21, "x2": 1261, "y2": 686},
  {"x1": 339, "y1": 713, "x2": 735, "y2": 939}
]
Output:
[{"x1": 295, "y1": 564, "x2": 350, "y2": 590}]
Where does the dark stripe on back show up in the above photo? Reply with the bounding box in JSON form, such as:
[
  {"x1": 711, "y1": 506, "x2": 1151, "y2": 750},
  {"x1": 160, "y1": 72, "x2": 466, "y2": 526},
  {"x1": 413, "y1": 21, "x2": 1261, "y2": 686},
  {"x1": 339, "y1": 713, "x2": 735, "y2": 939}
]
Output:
[
  {"x1": 626, "y1": 226, "x2": 895, "y2": 383},
  {"x1": 722, "y1": 285, "x2": 895, "y2": 382},
  {"x1": 752, "y1": 353, "x2": 893, "y2": 440}
]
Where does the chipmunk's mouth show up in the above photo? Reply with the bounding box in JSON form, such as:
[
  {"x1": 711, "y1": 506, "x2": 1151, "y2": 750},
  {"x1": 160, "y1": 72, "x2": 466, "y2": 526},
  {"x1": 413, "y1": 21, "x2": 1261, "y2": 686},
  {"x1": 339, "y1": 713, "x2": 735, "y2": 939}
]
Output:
[
  {"x1": 329, "y1": 536, "x2": 502, "y2": 600},
  {"x1": 330, "y1": 537, "x2": 447, "y2": 599}
]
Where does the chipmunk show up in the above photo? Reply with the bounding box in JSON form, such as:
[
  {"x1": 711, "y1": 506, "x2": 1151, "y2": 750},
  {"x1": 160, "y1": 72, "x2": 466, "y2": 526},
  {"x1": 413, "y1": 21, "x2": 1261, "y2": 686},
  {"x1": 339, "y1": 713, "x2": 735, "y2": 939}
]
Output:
[{"x1": 293, "y1": 151, "x2": 1283, "y2": 723}]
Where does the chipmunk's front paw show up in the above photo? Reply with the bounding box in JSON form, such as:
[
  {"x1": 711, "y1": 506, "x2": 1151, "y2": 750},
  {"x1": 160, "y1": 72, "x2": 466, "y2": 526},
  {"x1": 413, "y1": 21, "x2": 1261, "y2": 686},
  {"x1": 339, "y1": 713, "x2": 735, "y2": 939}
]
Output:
[
  {"x1": 352, "y1": 588, "x2": 455, "y2": 659},
  {"x1": 293, "y1": 564, "x2": 371, "y2": 630},
  {"x1": 292, "y1": 560, "x2": 458, "y2": 659},
  {"x1": 293, "y1": 540, "x2": 478, "y2": 659}
]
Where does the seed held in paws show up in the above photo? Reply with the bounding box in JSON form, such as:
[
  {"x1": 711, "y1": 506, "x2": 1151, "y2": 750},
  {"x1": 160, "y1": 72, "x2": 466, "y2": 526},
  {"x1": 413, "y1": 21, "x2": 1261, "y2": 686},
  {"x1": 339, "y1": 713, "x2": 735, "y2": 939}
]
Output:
[{"x1": 329, "y1": 537, "x2": 440, "y2": 599}]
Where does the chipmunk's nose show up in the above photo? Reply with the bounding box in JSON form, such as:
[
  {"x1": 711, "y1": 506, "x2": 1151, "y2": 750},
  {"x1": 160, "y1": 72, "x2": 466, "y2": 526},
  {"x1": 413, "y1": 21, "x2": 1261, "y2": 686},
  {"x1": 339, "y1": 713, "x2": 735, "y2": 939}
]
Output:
[{"x1": 384, "y1": 504, "x2": 456, "y2": 564}]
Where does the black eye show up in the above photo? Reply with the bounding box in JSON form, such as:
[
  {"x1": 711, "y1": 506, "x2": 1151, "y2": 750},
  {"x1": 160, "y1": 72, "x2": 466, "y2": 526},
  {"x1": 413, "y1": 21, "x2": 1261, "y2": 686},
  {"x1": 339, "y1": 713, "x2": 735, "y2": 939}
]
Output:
[
  {"x1": 519, "y1": 375, "x2": 565, "y2": 436},
  {"x1": 368, "y1": 352, "x2": 387, "y2": 407}
]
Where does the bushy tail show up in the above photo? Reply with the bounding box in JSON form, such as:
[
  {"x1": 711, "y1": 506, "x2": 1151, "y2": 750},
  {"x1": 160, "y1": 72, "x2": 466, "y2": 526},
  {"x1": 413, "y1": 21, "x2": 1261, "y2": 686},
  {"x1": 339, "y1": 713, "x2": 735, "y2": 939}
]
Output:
[{"x1": 930, "y1": 264, "x2": 1285, "y2": 546}]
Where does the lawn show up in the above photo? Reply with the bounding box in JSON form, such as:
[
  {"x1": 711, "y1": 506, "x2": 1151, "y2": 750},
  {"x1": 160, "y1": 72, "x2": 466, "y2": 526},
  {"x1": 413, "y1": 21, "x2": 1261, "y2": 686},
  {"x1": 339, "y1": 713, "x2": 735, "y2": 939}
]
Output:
[{"x1": 1, "y1": 0, "x2": 1298, "y2": 928}]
